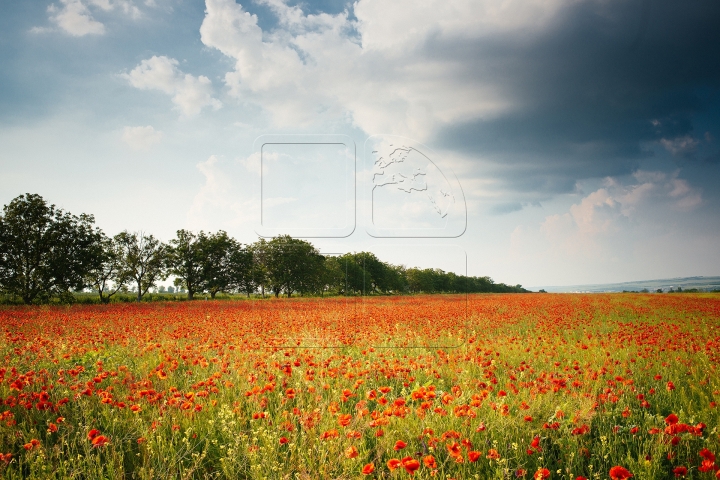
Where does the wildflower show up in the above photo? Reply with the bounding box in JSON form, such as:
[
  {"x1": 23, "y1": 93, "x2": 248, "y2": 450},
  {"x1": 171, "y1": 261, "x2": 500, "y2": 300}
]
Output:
[
  {"x1": 394, "y1": 440, "x2": 407, "y2": 450},
  {"x1": 362, "y1": 463, "x2": 374, "y2": 474},
  {"x1": 345, "y1": 446, "x2": 359, "y2": 458},
  {"x1": 530, "y1": 436, "x2": 541, "y2": 451},
  {"x1": 401, "y1": 456, "x2": 421, "y2": 474},
  {"x1": 699, "y1": 448, "x2": 717, "y2": 472},
  {"x1": 673, "y1": 466, "x2": 687, "y2": 477},
  {"x1": 338, "y1": 413, "x2": 352, "y2": 427},
  {"x1": 609, "y1": 466, "x2": 633, "y2": 479},
  {"x1": 534, "y1": 468, "x2": 551, "y2": 479},
  {"x1": 423, "y1": 455, "x2": 437, "y2": 469}
]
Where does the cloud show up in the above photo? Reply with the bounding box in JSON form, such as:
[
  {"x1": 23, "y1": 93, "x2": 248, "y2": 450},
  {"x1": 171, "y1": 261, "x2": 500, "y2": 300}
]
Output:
[
  {"x1": 500, "y1": 169, "x2": 709, "y2": 285},
  {"x1": 195, "y1": 0, "x2": 720, "y2": 200},
  {"x1": 122, "y1": 56, "x2": 222, "y2": 117},
  {"x1": 540, "y1": 170, "x2": 702, "y2": 247},
  {"x1": 48, "y1": 0, "x2": 106, "y2": 36},
  {"x1": 198, "y1": 0, "x2": 527, "y2": 136},
  {"x1": 121, "y1": 125, "x2": 163, "y2": 150},
  {"x1": 186, "y1": 155, "x2": 256, "y2": 233},
  {"x1": 660, "y1": 135, "x2": 699, "y2": 157},
  {"x1": 40, "y1": 0, "x2": 143, "y2": 36}
]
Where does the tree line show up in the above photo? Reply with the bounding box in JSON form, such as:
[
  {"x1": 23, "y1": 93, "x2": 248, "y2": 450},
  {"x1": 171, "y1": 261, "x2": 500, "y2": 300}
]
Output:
[{"x1": 0, "y1": 194, "x2": 528, "y2": 304}]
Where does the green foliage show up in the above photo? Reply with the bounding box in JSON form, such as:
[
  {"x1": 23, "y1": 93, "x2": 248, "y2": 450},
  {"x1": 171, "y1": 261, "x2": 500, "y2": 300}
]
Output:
[
  {"x1": 166, "y1": 230, "x2": 206, "y2": 300},
  {"x1": 264, "y1": 235, "x2": 325, "y2": 297},
  {"x1": 0, "y1": 193, "x2": 529, "y2": 304},
  {"x1": 0, "y1": 193, "x2": 102, "y2": 304},
  {"x1": 115, "y1": 231, "x2": 167, "y2": 302}
]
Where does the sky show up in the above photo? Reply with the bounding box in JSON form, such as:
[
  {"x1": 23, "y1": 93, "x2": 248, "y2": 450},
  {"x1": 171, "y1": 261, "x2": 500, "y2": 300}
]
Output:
[{"x1": 1, "y1": 0, "x2": 719, "y2": 288}]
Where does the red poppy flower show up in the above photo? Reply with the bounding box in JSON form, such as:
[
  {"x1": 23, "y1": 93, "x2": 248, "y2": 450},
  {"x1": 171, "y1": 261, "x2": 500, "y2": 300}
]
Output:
[
  {"x1": 609, "y1": 466, "x2": 633, "y2": 479},
  {"x1": 673, "y1": 466, "x2": 687, "y2": 477},
  {"x1": 468, "y1": 450, "x2": 482, "y2": 462},
  {"x1": 423, "y1": 455, "x2": 437, "y2": 469},
  {"x1": 401, "y1": 457, "x2": 420, "y2": 474},
  {"x1": 361, "y1": 463, "x2": 374, "y2": 475},
  {"x1": 394, "y1": 440, "x2": 407, "y2": 450},
  {"x1": 338, "y1": 414, "x2": 352, "y2": 427},
  {"x1": 534, "y1": 468, "x2": 550, "y2": 479}
]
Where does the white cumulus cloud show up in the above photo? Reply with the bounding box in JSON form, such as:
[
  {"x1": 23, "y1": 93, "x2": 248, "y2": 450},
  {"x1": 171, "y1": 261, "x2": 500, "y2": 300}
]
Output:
[
  {"x1": 48, "y1": 0, "x2": 106, "y2": 36},
  {"x1": 121, "y1": 125, "x2": 163, "y2": 150},
  {"x1": 198, "y1": 0, "x2": 558, "y2": 136},
  {"x1": 40, "y1": 0, "x2": 142, "y2": 36},
  {"x1": 186, "y1": 156, "x2": 256, "y2": 232},
  {"x1": 122, "y1": 56, "x2": 222, "y2": 117}
]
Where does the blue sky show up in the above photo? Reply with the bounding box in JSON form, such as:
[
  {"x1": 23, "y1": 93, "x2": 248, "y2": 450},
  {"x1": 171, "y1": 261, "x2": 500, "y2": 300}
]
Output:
[{"x1": 1, "y1": 0, "x2": 719, "y2": 287}]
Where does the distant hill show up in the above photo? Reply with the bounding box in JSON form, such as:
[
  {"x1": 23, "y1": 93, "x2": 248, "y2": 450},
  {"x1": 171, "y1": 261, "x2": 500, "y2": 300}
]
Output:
[{"x1": 531, "y1": 276, "x2": 720, "y2": 293}]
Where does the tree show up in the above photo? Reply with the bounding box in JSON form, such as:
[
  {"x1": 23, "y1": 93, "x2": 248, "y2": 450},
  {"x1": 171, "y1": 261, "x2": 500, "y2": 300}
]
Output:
[
  {"x1": 335, "y1": 253, "x2": 366, "y2": 295},
  {"x1": 0, "y1": 193, "x2": 102, "y2": 303},
  {"x1": 265, "y1": 236, "x2": 324, "y2": 297},
  {"x1": 167, "y1": 230, "x2": 205, "y2": 300},
  {"x1": 228, "y1": 241, "x2": 255, "y2": 297},
  {"x1": 116, "y1": 231, "x2": 166, "y2": 302},
  {"x1": 85, "y1": 233, "x2": 128, "y2": 304},
  {"x1": 322, "y1": 256, "x2": 347, "y2": 296},
  {"x1": 249, "y1": 239, "x2": 270, "y2": 297},
  {"x1": 202, "y1": 231, "x2": 239, "y2": 299}
]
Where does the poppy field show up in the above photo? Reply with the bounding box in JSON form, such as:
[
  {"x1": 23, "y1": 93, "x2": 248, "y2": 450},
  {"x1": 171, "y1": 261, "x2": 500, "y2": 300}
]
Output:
[{"x1": 1, "y1": 293, "x2": 720, "y2": 479}]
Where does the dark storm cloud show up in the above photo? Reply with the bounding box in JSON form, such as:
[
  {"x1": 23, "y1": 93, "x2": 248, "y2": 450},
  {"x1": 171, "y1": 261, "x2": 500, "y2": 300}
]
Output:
[{"x1": 432, "y1": 0, "x2": 720, "y2": 194}]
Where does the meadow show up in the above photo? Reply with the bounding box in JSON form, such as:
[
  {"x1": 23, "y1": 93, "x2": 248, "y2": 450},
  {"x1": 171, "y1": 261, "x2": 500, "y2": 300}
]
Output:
[{"x1": 1, "y1": 293, "x2": 719, "y2": 479}]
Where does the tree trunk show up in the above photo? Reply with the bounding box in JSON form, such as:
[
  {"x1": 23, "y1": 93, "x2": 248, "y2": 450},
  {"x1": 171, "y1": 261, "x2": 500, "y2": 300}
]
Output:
[
  {"x1": 188, "y1": 290, "x2": 194, "y2": 300},
  {"x1": 211, "y1": 291, "x2": 216, "y2": 299},
  {"x1": 137, "y1": 280, "x2": 142, "y2": 302}
]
